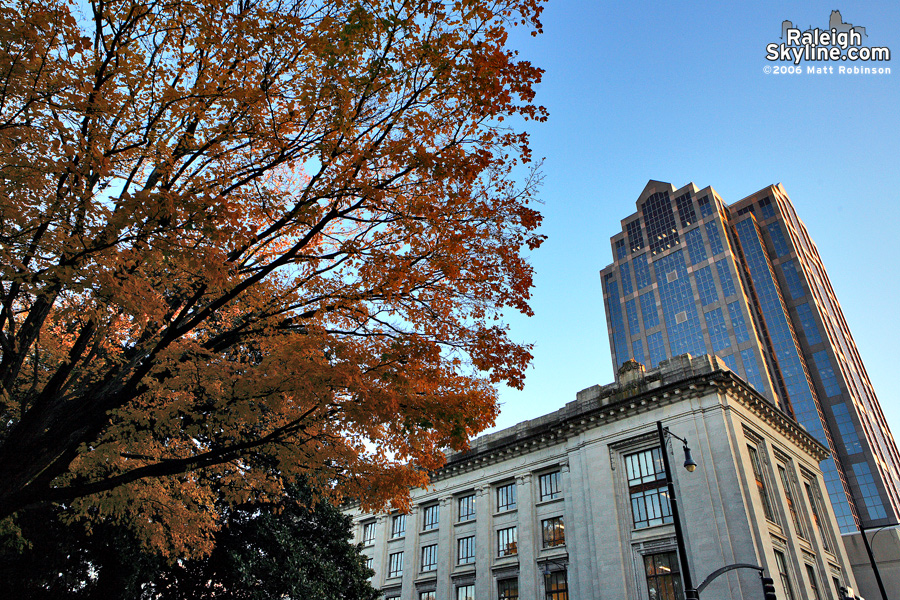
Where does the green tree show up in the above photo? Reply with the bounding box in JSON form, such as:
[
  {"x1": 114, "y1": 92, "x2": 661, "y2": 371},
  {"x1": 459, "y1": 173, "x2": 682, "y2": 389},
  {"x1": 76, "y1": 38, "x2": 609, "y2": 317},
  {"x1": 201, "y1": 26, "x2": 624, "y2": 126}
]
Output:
[{"x1": 1, "y1": 480, "x2": 380, "y2": 600}]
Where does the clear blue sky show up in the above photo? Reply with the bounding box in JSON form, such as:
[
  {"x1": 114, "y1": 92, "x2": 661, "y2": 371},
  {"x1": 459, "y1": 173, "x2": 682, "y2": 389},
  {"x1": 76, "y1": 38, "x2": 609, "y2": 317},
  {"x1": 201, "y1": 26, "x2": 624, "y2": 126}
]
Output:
[{"x1": 490, "y1": 1, "x2": 900, "y2": 446}]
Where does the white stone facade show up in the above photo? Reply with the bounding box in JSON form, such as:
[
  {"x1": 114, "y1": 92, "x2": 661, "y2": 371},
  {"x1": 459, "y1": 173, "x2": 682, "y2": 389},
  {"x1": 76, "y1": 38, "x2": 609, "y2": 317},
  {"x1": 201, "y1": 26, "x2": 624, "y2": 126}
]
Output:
[{"x1": 346, "y1": 355, "x2": 858, "y2": 600}]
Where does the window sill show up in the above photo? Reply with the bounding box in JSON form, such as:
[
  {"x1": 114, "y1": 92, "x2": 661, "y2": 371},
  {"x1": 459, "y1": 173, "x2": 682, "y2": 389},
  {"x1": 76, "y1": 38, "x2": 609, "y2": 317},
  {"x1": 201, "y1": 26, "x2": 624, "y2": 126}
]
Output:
[
  {"x1": 535, "y1": 496, "x2": 564, "y2": 508},
  {"x1": 388, "y1": 536, "x2": 406, "y2": 543},
  {"x1": 494, "y1": 508, "x2": 518, "y2": 517},
  {"x1": 455, "y1": 519, "x2": 476, "y2": 527}
]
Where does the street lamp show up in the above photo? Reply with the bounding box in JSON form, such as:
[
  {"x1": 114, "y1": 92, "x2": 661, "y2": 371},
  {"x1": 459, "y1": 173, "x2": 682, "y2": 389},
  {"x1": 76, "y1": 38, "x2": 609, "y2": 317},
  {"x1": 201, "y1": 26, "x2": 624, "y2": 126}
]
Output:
[
  {"x1": 538, "y1": 558, "x2": 568, "y2": 600},
  {"x1": 657, "y1": 421, "x2": 699, "y2": 600},
  {"x1": 858, "y1": 522, "x2": 899, "y2": 600}
]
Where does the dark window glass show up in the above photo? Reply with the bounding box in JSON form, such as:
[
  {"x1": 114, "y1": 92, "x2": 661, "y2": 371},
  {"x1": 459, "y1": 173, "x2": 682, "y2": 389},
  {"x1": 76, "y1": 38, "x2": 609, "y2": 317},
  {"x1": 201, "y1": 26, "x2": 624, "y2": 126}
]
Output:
[
  {"x1": 781, "y1": 260, "x2": 806, "y2": 300},
  {"x1": 705, "y1": 221, "x2": 724, "y2": 255},
  {"x1": 642, "y1": 191, "x2": 680, "y2": 255},
  {"x1": 805, "y1": 480, "x2": 831, "y2": 552},
  {"x1": 362, "y1": 522, "x2": 376, "y2": 544},
  {"x1": 684, "y1": 227, "x2": 707, "y2": 265},
  {"x1": 779, "y1": 465, "x2": 806, "y2": 539},
  {"x1": 647, "y1": 331, "x2": 667, "y2": 367},
  {"x1": 391, "y1": 514, "x2": 406, "y2": 538},
  {"x1": 420, "y1": 593, "x2": 436, "y2": 600},
  {"x1": 499, "y1": 578, "x2": 519, "y2": 600},
  {"x1": 423, "y1": 504, "x2": 439, "y2": 530},
  {"x1": 737, "y1": 205, "x2": 755, "y2": 216},
  {"x1": 545, "y1": 571, "x2": 568, "y2": 600},
  {"x1": 627, "y1": 219, "x2": 645, "y2": 252},
  {"x1": 806, "y1": 564, "x2": 822, "y2": 600},
  {"x1": 705, "y1": 308, "x2": 731, "y2": 352},
  {"x1": 654, "y1": 250, "x2": 705, "y2": 358},
  {"x1": 626, "y1": 448, "x2": 672, "y2": 528},
  {"x1": 621, "y1": 261, "x2": 634, "y2": 295},
  {"x1": 695, "y1": 266, "x2": 718, "y2": 307},
  {"x1": 497, "y1": 526, "x2": 518, "y2": 556},
  {"x1": 644, "y1": 552, "x2": 683, "y2": 600},
  {"x1": 421, "y1": 544, "x2": 437, "y2": 572},
  {"x1": 831, "y1": 403, "x2": 862, "y2": 455},
  {"x1": 759, "y1": 196, "x2": 776, "y2": 220},
  {"x1": 457, "y1": 584, "x2": 475, "y2": 600},
  {"x1": 794, "y1": 303, "x2": 822, "y2": 345},
  {"x1": 675, "y1": 193, "x2": 696, "y2": 227},
  {"x1": 616, "y1": 238, "x2": 627, "y2": 260},
  {"x1": 458, "y1": 494, "x2": 475, "y2": 522},
  {"x1": 852, "y1": 462, "x2": 888, "y2": 520},
  {"x1": 716, "y1": 260, "x2": 736, "y2": 297},
  {"x1": 632, "y1": 339, "x2": 646, "y2": 365},
  {"x1": 365, "y1": 556, "x2": 374, "y2": 570},
  {"x1": 640, "y1": 291, "x2": 660, "y2": 330},
  {"x1": 811, "y1": 351, "x2": 841, "y2": 397},
  {"x1": 457, "y1": 535, "x2": 475, "y2": 565},
  {"x1": 774, "y1": 550, "x2": 796, "y2": 600},
  {"x1": 497, "y1": 482, "x2": 517, "y2": 512},
  {"x1": 626, "y1": 298, "x2": 641, "y2": 336},
  {"x1": 740, "y1": 348, "x2": 766, "y2": 394},
  {"x1": 747, "y1": 445, "x2": 775, "y2": 522},
  {"x1": 541, "y1": 517, "x2": 565, "y2": 547},
  {"x1": 768, "y1": 222, "x2": 791, "y2": 257},
  {"x1": 721, "y1": 353, "x2": 738, "y2": 371},
  {"x1": 727, "y1": 302, "x2": 750, "y2": 344},
  {"x1": 633, "y1": 253, "x2": 652, "y2": 289},
  {"x1": 607, "y1": 278, "x2": 630, "y2": 369},
  {"x1": 539, "y1": 471, "x2": 562, "y2": 501},
  {"x1": 697, "y1": 195, "x2": 713, "y2": 218},
  {"x1": 388, "y1": 551, "x2": 403, "y2": 578}
]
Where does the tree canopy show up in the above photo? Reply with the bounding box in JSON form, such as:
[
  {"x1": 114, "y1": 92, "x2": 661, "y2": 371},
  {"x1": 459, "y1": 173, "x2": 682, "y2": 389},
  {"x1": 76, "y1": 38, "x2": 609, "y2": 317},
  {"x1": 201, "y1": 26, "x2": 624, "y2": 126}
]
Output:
[
  {"x1": 0, "y1": 0, "x2": 545, "y2": 555},
  {"x1": 2, "y1": 478, "x2": 381, "y2": 600}
]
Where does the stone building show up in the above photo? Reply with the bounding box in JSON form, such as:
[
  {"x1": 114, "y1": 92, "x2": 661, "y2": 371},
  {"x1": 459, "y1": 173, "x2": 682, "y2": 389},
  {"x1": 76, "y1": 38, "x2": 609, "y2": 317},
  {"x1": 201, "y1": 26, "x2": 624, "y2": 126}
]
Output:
[{"x1": 346, "y1": 355, "x2": 858, "y2": 600}]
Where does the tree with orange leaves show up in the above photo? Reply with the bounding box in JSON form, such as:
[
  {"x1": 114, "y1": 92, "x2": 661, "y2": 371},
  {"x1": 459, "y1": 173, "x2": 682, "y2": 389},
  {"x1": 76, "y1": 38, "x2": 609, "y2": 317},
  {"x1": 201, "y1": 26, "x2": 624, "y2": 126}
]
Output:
[{"x1": 0, "y1": 0, "x2": 545, "y2": 556}]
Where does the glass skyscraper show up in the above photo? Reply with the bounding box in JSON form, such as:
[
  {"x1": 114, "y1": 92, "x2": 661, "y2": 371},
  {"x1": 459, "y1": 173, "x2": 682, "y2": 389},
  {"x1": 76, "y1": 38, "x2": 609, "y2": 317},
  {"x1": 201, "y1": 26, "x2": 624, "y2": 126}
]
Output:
[{"x1": 600, "y1": 180, "x2": 900, "y2": 533}]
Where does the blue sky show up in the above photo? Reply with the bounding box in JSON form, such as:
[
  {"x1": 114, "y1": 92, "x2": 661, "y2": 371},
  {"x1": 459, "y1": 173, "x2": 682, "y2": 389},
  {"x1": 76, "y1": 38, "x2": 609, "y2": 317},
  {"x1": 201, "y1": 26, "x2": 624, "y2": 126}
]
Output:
[{"x1": 490, "y1": 1, "x2": 900, "y2": 443}]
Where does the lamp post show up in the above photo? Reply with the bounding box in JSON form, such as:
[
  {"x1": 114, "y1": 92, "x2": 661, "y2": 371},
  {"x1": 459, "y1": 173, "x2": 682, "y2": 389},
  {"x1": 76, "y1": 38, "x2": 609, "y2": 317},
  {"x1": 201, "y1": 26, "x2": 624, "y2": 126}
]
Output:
[
  {"x1": 858, "y1": 522, "x2": 899, "y2": 600},
  {"x1": 538, "y1": 558, "x2": 568, "y2": 600},
  {"x1": 657, "y1": 421, "x2": 699, "y2": 600}
]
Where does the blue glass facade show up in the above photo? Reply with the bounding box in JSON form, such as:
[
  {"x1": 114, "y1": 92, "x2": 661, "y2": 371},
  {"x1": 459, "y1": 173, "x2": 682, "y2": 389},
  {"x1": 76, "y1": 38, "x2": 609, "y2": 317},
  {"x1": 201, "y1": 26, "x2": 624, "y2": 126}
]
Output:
[
  {"x1": 685, "y1": 228, "x2": 707, "y2": 265},
  {"x1": 653, "y1": 251, "x2": 705, "y2": 358},
  {"x1": 633, "y1": 254, "x2": 652, "y2": 289},
  {"x1": 603, "y1": 182, "x2": 900, "y2": 531},
  {"x1": 716, "y1": 260, "x2": 736, "y2": 298}
]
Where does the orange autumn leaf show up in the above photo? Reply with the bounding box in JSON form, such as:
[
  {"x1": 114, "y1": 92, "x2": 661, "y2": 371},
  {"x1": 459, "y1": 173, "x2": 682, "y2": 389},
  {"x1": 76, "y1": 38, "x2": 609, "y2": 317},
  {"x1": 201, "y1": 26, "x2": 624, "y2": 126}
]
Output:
[{"x1": 0, "y1": 0, "x2": 546, "y2": 557}]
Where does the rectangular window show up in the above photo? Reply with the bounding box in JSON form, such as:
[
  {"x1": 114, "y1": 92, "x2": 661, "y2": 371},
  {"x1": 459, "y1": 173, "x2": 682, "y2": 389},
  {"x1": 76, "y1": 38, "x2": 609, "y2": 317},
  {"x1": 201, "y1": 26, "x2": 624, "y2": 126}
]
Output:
[
  {"x1": 391, "y1": 514, "x2": 406, "y2": 538},
  {"x1": 498, "y1": 578, "x2": 519, "y2": 600},
  {"x1": 365, "y1": 556, "x2": 373, "y2": 570},
  {"x1": 541, "y1": 517, "x2": 565, "y2": 548},
  {"x1": 806, "y1": 564, "x2": 822, "y2": 600},
  {"x1": 458, "y1": 494, "x2": 476, "y2": 522},
  {"x1": 457, "y1": 584, "x2": 475, "y2": 600},
  {"x1": 362, "y1": 522, "x2": 376, "y2": 545},
  {"x1": 388, "y1": 551, "x2": 404, "y2": 578},
  {"x1": 420, "y1": 593, "x2": 436, "y2": 600},
  {"x1": 545, "y1": 571, "x2": 568, "y2": 600},
  {"x1": 644, "y1": 552, "x2": 683, "y2": 600},
  {"x1": 421, "y1": 544, "x2": 437, "y2": 572},
  {"x1": 640, "y1": 291, "x2": 660, "y2": 330},
  {"x1": 497, "y1": 526, "x2": 518, "y2": 557},
  {"x1": 778, "y1": 465, "x2": 806, "y2": 539},
  {"x1": 497, "y1": 482, "x2": 517, "y2": 512},
  {"x1": 539, "y1": 471, "x2": 561, "y2": 501},
  {"x1": 804, "y1": 480, "x2": 831, "y2": 552},
  {"x1": 423, "y1": 503, "x2": 439, "y2": 531},
  {"x1": 774, "y1": 550, "x2": 796, "y2": 600},
  {"x1": 626, "y1": 447, "x2": 672, "y2": 529},
  {"x1": 747, "y1": 445, "x2": 776, "y2": 522},
  {"x1": 457, "y1": 535, "x2": 475, "y2": 565}
]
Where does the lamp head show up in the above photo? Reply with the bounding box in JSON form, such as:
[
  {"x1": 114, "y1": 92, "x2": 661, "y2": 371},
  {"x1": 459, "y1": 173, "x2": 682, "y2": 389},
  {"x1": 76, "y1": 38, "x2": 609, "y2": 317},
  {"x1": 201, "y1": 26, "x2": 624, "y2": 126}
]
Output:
[{"x1": 682, "y1": 445, "x2": 697, "y2": 472}]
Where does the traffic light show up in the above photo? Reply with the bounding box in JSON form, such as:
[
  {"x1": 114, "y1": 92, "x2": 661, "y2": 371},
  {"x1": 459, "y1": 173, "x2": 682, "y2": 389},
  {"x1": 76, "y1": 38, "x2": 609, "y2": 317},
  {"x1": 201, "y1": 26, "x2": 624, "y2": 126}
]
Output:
[{"x1": 761, "y1": 576, "x2": 777, "y2": 600}]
